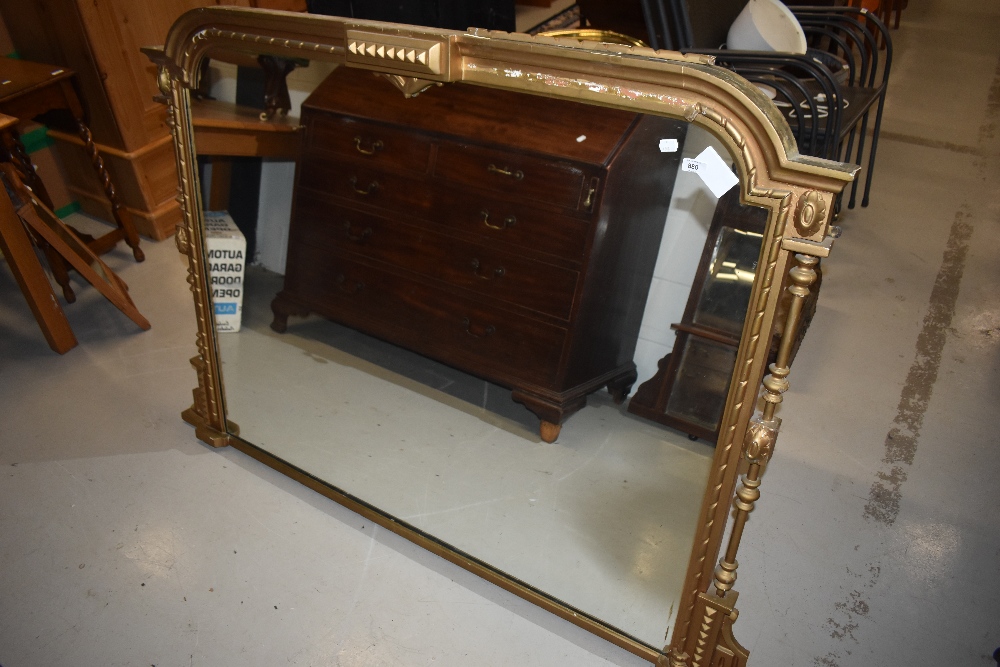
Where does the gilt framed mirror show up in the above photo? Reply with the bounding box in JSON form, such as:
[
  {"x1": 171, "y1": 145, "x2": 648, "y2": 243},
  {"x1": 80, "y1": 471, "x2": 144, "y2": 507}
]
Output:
[{"x1": 145, "y1": 8, "x2": 855, "y2": 664}]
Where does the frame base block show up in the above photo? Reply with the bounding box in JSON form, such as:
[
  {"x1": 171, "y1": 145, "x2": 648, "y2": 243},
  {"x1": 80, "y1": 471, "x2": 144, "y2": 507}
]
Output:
[
  {"x1": 671, "y1": 589, "x2": 749, "y2": 667},
  {"x1": 181, "y1": 405, "x2": 238, "y2": 448}
]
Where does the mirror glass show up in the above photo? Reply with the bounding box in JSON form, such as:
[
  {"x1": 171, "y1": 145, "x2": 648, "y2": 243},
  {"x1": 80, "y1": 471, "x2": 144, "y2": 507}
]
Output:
[
  {"x1": 194, "y1": 57, "x2": 765, "y2": 647},
  {"x1": 692, "y1": 228, "x2": 762, "y2": 337},
  {"x1": 664, "y1": 337, "x2": 740, "y2": 435}
]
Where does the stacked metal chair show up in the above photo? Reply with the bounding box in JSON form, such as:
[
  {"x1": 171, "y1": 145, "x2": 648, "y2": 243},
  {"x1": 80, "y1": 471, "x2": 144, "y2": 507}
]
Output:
[{"x1": 640, "y1": 0, "x2": 891, "y2": 209}]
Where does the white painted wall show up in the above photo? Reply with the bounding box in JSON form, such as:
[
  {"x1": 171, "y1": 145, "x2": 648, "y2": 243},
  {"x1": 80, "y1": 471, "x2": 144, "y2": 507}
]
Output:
[
  {"x1": 202, "y1": 62, "x2": 732, "y2": 384},
  {"x1": 633, "y1": 126, "x2": 733, "y2": 384}
]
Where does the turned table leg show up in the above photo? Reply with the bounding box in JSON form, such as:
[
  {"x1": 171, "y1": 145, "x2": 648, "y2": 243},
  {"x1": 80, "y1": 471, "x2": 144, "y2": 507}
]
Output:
[{"x1": 74, "y1": 119, "x2": 144, "y2": 262}]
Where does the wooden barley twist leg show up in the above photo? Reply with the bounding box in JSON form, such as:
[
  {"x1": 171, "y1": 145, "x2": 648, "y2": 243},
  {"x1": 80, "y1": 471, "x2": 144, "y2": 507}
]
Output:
[
  {"x1": 2, "y1": 131, "x2": 77, "y2": 302},
  {"x1": 75, "y1": 119, "x2": 144, "y2": 262}
]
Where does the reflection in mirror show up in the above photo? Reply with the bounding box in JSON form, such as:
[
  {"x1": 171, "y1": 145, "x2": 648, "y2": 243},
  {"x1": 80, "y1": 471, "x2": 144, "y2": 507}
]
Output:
[
  {"x1": 662, "y1": 223, "x2": 764, "y2": 436},
  {"x1": 664, "y1": 337, "x2": 740, "y2": 435},
  {"x1": 692, "y1": 227, "x2": 762, "y2": 337},
  {"x1": 629, "y1": 186, "x2": 768, "y2": 443},
  {"x1": 196, "y1": 61, "x2": 763, "y2": 647}
]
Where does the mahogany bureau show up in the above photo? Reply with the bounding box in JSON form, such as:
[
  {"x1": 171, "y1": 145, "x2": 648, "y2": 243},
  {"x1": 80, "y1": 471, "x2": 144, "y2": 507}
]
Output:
[{"x1": 271, "y1": 67, "x2": 685, "y2": 442}]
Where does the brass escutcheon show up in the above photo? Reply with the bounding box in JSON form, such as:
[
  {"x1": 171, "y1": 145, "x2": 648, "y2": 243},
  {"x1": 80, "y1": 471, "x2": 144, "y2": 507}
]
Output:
[
  {"x1": 342, "y1": 221, "x2": 373, "y2": 242},
  {"x1": 462, "y1": 317, "x2": 495, "y2": 338},
  {"x1": 471, "y1": 258, "x2": 505, "y2": 280},
  {"x1": 334, "y1": 273, "x2": 364, "y2": 294}
]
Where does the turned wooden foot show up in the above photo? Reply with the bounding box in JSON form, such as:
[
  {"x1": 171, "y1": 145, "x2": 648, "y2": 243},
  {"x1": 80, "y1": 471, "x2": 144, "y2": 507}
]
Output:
[
  {"x1": 539, "y1": 421, "x2": 561, "y2": 443},
  {"x1": 609, "y1": 386, "x2": 630, "y2": 404},
  {"x1": 40, "y1": 241, "x2": 76, "y2": 303},
  {"x1": 270, "y1": 296, "x2": 289, "y2": 333},
  {"x1": 607, "y1": 368, "x2": 637, "y2": 405},
  {"x1": 270, "y1": 312, "x2": 288, "y2": 333},
  {"x1": 270, "y1": 293, "x2": 310, "y2": 333},
  {"x1": 512, "y1": 372, "x2": 634, "y2": 444}
]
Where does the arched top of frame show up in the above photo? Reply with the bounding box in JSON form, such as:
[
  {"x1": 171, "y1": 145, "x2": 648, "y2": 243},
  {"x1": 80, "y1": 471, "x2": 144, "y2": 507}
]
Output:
[{"x1": 152, "y1": 6, "x2": 855, "y2": 240}]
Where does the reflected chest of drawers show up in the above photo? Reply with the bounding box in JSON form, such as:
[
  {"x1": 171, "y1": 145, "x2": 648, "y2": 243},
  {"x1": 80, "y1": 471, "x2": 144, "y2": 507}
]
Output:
[{"x1": 271, "y1": 67, "x2": 685, "y2": 442}]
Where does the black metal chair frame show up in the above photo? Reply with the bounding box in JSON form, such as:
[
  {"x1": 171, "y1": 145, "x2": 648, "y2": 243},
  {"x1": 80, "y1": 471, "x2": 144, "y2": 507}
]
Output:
[{"x1": 640, "y1": 1, "x2": 891, "y2": 209}]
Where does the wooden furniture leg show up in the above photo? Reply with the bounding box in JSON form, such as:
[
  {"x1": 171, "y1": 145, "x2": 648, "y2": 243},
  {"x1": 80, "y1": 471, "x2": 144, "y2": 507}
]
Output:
[
  {"x1": 36, "y1": 233, "x2": 76, "y2": 303},
  {"x1": 539, "y1": 421, "x2": 562, "y2": 444},
  {"x1": 71, "y1": 115, "x2": 144, "y2": 261},
  {"x1": 1, "y1": 163, "x2": 151, "y2": 331},
  {"x1": 0, "y1": 60, "x2": 145, "y2": 258},
  {"x1": 0, "y1": 127, "x2": 77, "y2": 302},
  {"x1": 0, "y1": 168, "x2": 77, "y2": 353},
  {"x1": 206, "y1": 156, "x2": 234, "y2": 211}
]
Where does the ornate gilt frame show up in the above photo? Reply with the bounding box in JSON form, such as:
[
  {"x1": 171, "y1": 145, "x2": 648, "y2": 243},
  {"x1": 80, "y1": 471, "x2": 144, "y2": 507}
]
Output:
[{"x1": 145, "y1": 8, "x2": 856, "y2": 665}]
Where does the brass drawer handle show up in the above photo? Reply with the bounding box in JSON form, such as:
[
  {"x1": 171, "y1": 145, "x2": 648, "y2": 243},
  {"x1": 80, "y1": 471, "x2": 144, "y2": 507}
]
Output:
[
  {"x1": 354, "y1": 136, "x2": 384, "y2": 155},
  {"x1": 480, "y1": 210, "x2": 516, "y2": 230},
  {"x1": 487, "y1": 164, "x2": 524, "y2": 180},
  {"x1": 462, "y1": 317, "x2": 495, "y2": 338},
  {"x1": 348, "y1": 176, "x2": 379, "y2": 195},
  {"x1": 471, "y1": 258, "x2": 505, "y2": 280},
  {"x1": 334, "y1": 273, "x2": 364, "y2": 294},
  {"x1": 342, "y1": 221, "x2": 373, "y2": 242},
  {"x1": 582, "y1": 176, "x2": 600, "y2": 210}
]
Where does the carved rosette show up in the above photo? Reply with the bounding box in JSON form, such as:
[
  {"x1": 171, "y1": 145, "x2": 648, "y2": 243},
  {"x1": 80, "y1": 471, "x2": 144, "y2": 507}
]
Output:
[
  {"x1": 156, "y1": 65, "x2": 173, "y2": 98},
  {"x1": 794, "y1": 190, "x2": 828, "y2": 237},
  {"x1": 743, "y1": 415, "x2": 779, "y2": 465},
  {"x1": 174, "y1": 224, "x2": 190, "y2": 256}
]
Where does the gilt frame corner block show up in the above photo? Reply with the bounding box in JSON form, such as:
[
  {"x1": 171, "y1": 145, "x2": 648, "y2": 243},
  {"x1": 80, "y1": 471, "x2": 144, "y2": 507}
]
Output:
[{"x1": 145, "y1": 7, "x2": 857, "y2": 664}]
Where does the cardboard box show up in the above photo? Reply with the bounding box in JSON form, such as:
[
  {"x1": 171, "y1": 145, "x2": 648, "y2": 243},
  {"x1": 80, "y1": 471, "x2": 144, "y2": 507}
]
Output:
[
  {"x1": 204, "y1": 211, "x2": 246, "y2": 333},
  {"x1": 19, "y1": 121, "x2": 77, "y2": 216}
]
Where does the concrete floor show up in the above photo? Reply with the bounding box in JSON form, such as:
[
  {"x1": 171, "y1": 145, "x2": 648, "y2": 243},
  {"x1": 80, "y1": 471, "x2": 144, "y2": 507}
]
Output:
[{"x1": 2, "y1": 1, "x2": 999, "y2": 665}]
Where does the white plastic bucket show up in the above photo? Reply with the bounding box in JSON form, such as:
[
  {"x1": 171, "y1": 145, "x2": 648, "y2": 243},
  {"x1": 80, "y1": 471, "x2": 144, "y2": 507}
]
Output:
[{"x1": 727, "y1": 0, "x2": 808, "y2": 54}]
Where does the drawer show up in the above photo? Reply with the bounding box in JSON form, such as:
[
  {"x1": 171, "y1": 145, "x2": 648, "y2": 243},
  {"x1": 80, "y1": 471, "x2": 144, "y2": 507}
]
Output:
[
  {"x1": 298, "y1": 148, "x2": 592, "y2": 262},
  {"x1": 297, "y1": 158, "x2": 435, "y2": 215},
  {"x1": 305, "y1": 112, "x2": 432, "y2": 175},
  {"x1": 282, "y1": 247, "x2": 567, "y2": 388},
  {"x1": 291, "y1": 194, "x2": 581, "y2": 321},
  {"x1": 425, "y1": 185, "x2": 590, "y2": 261},
  {"x1": 434, "y1": 141, "x2": 594, "y2": 210}
]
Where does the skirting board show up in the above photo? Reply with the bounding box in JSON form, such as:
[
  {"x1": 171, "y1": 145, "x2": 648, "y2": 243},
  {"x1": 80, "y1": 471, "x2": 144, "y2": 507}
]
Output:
[
  {"x1": 49, "y1": 129, "x2": 180, "y2": 240},
  {"x1": 67, "y1": 184, "x2": 182, "y2": 240}
]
